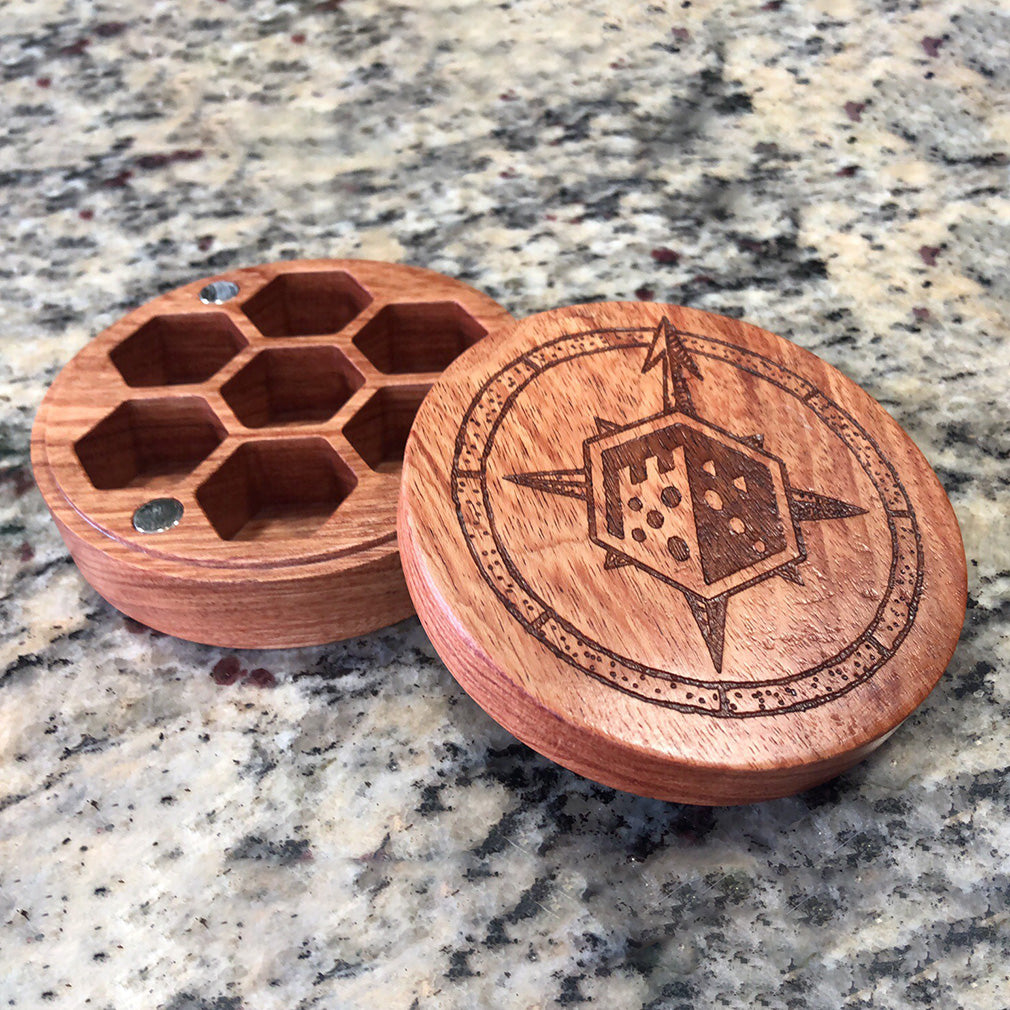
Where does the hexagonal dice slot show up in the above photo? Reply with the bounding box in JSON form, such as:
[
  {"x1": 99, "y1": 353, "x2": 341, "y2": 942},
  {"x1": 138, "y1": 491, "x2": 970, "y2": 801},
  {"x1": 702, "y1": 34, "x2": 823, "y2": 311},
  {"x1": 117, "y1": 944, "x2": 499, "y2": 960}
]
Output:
[
  {"x1": 241, "y1": 271, "x2": 372, "y2": 337},
  {"x1": 74, "y1": 398, "x2": 226, "y2": 491},
  {"x1": 110, "y1": 313, "x2": 246, "y2": 387},
  {"x1": 196, "y1": 438, "x2": 356, "y2": 541},
  {"x1": 352, "y1": 302, "x2": 487, "y2": 374},
  {"x1": 221, "y1": 347, "x2": 365, "y2": 428},
  {"x1": 343, "y1": 385, "x2": 430, "y2": 475}
]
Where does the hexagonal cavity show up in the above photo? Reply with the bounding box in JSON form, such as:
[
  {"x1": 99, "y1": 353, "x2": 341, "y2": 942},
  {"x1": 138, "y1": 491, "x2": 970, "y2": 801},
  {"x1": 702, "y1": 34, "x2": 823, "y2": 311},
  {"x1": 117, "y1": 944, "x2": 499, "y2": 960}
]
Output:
[
  {"x1": 220, "y1": 347, "x2": 365, "y2": 429},
  {"x1": 110, "y1": 313, "x2": 245, "y2": 387},
  {"x1": 241, "y1": 271, "x2": 372, "y2": 337},
  {"x1": 352, "y1": 302, "x2": 487, "y2": 374},
  {"x1": 343, "y1": 384, "x2": 430, "y2": 475},
  {"x1": 196, "y1": 438, "x2": 357, "y2": 541},
  {"x1": 74, "y1": 398, "x2": 226, "y2": 491}
]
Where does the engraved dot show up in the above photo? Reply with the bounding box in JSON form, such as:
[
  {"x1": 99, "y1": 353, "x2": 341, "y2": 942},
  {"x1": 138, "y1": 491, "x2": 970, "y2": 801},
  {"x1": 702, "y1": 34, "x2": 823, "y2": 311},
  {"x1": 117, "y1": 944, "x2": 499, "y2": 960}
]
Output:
[
  {"x1": 667, "y1": 536, "x2": 690, "y2": 561},
  {"x1": 704, "y1": 489, "x2": 723, "y2": 511},
  {"x1": 632, "y1": 528, "x2": 646, "y2": 542},
  {"x1": 660, "y1": 485, "x2": 681, "y2": 508},
  {"x1": 753, "y1": 539, "x2": 766, "y2": 553},
  {"x1": 729, "y1": 517, "x2": 745, "y2": 534},
  {"x1": 646, "y1": 510, "x2": 664, "y2": 529},
  {"x1": 628, "y1": 497, "x2": 643, "y2": 511}
]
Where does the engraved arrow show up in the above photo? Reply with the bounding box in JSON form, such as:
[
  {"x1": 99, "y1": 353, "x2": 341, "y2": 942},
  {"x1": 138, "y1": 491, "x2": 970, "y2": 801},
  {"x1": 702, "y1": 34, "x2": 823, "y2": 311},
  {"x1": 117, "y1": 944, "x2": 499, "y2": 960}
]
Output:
[{"x1": 643, "y1": 316, "x2": 703, "y2": 417}]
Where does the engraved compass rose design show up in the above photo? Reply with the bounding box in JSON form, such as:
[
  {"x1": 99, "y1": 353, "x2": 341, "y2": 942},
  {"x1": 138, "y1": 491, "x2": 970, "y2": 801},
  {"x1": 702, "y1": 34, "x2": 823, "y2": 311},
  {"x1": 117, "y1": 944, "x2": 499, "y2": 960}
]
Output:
[{"x1": 505, "y1": 317, "x2": 867, "y2": 672}]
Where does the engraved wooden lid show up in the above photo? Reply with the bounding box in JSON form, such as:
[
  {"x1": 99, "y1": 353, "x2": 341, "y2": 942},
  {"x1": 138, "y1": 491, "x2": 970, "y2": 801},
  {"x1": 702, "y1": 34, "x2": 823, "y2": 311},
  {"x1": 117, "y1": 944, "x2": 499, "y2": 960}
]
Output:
[
  {"x1": 31, "y1": 259, "x2": 513, "y2": 647},
  {"x1": 399, "y1": 302, "x2": 967, "y2": 804}
]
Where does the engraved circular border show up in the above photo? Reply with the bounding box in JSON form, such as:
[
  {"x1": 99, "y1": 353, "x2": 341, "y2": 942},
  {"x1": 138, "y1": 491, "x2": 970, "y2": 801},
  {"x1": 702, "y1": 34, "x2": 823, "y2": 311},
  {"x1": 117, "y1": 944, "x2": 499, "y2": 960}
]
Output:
[{"x1": 451, "y1": 326, "x2": 924, "y2": 718}]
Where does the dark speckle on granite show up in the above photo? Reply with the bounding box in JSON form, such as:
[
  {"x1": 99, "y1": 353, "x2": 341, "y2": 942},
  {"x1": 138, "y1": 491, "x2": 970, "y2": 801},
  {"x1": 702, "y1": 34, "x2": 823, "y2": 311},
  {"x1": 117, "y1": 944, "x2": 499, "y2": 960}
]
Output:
[
  {"x1": 1, "y1": 1, "x2": 1007, "y2": 1008},
  {"x1": 161, "y1": 995, "x2": 243, "y2": 1010},
  {"x1": 227, "y1": 835, "x2": 312, "y2": 866}
]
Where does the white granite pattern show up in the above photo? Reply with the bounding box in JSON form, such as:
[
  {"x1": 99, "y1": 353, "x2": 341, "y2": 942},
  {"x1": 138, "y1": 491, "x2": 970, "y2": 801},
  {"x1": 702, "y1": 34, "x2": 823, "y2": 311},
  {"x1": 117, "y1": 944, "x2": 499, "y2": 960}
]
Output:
[{"x1": 1, "y1": 1, "x2": 1009, "y2": 1007}]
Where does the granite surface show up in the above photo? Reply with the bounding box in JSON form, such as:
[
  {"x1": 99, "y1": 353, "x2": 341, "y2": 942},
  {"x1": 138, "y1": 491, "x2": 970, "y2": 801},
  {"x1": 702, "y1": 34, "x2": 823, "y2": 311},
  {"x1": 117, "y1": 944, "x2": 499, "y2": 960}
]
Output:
[{"x1": 2, "y1": 1, "x2": 1009, "y2": 1007}]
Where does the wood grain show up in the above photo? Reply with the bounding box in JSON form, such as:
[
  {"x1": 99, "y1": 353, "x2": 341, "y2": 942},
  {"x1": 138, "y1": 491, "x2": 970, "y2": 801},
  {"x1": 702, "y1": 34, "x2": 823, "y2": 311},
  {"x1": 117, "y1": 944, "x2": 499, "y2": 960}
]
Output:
[
  {"x1": 399, "y1": 302, "x2": 967, "y2": 804},
  {"x1": 31, "y1": 259, "x2": 513, "y2": 648}
]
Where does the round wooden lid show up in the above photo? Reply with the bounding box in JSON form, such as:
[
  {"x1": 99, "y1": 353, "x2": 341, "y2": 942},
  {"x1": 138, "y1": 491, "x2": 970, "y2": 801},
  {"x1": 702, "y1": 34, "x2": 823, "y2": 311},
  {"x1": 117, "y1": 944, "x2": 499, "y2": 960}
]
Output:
[
  {"x1": 31, "y1": 259, "x2": 513, "y2": 648},
  {"x1": 399, "y1": 302, "x2": 967, "y2": 804}
]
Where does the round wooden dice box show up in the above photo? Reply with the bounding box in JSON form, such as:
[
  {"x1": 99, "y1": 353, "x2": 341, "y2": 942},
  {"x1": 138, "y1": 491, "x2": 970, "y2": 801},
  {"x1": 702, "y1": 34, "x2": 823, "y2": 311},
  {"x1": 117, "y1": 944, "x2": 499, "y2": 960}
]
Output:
[
  {"x1": 34, "y1": 270, "x2": 966, "y2": 804},
  {"x1": 398, "y1": 302, "x2": 967, "y2": 804},
  {"x1": 31, "y1": 260, "x2": 513, "y2": 648}
]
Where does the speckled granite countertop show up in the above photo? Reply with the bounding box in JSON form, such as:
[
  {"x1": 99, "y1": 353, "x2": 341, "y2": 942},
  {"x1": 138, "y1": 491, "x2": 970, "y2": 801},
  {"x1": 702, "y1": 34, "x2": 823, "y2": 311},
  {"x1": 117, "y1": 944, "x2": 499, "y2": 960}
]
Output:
[{"x1": 2, "y1": 1, "x2": 1008, "y2": 1007}]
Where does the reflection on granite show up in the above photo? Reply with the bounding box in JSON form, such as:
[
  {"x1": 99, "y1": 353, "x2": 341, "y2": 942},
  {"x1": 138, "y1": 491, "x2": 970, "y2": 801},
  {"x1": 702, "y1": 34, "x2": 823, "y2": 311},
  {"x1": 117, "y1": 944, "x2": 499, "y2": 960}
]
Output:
[{"x1": 1, "y1": 1, "x2": 1007, "y2": 1007}]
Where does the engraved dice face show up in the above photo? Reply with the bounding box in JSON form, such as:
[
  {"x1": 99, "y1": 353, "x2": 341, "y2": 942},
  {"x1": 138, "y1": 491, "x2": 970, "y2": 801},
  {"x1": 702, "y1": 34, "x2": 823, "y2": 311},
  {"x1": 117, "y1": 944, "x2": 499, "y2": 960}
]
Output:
[
  {"x1": 616, "y1": 447, "x2": 699, "y2": 574},
  {"x1": 585, "y1": 412, "x2": 803, "y2": 598}
]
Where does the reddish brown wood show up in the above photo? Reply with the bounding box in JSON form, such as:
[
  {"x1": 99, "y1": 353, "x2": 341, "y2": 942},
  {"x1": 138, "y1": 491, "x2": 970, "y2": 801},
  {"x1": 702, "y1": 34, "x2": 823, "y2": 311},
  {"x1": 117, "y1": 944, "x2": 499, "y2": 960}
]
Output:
[
  {"x1": 399, "y1": 302, "x2": 967, "y2": 804},
  {"x1": 31, "y1": 259, "x2": 513, "y2": 647}
]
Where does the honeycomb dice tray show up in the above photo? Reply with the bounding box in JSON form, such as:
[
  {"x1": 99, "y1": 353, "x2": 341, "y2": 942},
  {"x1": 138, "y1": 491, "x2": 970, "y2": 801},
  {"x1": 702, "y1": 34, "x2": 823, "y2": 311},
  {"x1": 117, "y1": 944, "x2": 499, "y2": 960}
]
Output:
[{"x1": 31, "y1": 260, "x2": 513, "y2": 648}]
